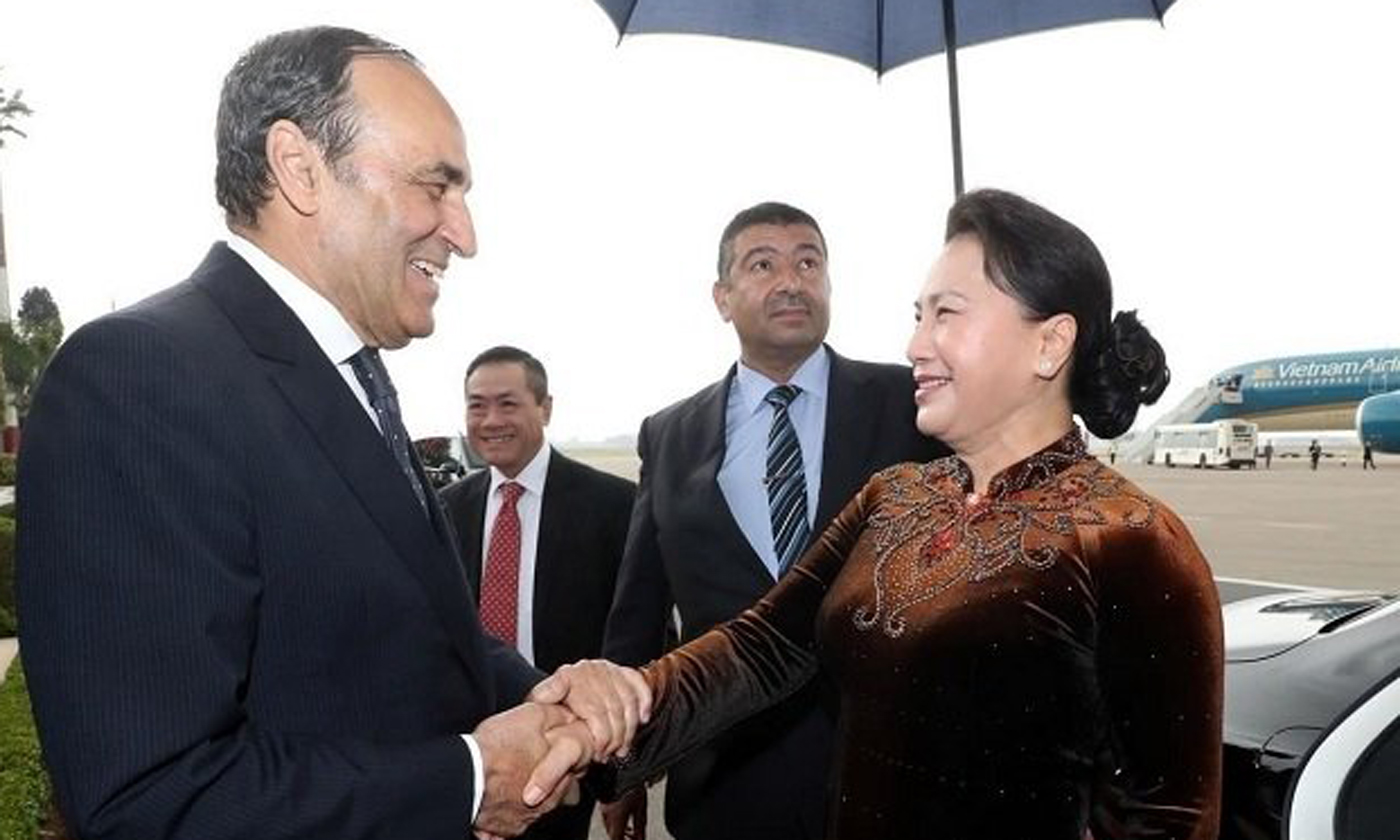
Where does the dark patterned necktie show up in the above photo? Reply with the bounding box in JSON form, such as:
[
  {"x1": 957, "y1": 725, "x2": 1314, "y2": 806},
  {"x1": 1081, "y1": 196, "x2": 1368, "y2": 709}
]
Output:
[
  {"x1": 480, "y1": 481, "x2": 524, "y2": 645},
  {"x1": 765, "y1": 385, "x2": 810, "y2": 574},
  {"x1": 349, "y1": 347, "x2": 429, "y2": 514}
]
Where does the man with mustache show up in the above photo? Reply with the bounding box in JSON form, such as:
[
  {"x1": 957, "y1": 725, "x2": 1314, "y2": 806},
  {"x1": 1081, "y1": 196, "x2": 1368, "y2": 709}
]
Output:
[{"x1": 602, "y1": 202, "x2": 945, "y2": 840}]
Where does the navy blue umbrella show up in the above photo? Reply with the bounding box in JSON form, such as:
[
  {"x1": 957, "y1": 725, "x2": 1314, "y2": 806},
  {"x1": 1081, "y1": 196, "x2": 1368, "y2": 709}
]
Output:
[{"x1": 592, "y1": 0, "x2": 1180, "y2": 196}]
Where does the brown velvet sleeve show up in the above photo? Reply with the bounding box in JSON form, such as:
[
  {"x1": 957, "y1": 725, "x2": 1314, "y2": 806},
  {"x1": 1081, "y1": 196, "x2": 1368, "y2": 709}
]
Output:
[
  {"x1": 1088, "y1": 504, "x2": 1224, "y2": 840},
  {"x1": 599, "y1": 475, "x2": 879, "y2": 796}
]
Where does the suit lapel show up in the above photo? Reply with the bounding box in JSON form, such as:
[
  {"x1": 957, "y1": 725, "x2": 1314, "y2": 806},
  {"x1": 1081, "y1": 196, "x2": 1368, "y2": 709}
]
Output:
[
  {"x1": 694, "y1": 369, "x2": 774, "y2": 586},
  {"x1": 532, "y1": 449, "x2": 572, "y2": 647},
  {"x1": 461, "y1": 472, "x2": 490, "y2": 597},
  {"x1": 412, "y1": 449, "x2": 453, "y2": 543},
  {"x1": 192, "y1": 244, "x2": 486, "y2": 678},
  {"x1": 815, "y1": 350, "x2": 879, "y2": 528},
  {"x1": 695, "y1": 374, "x2": 731, "y2": 490}
]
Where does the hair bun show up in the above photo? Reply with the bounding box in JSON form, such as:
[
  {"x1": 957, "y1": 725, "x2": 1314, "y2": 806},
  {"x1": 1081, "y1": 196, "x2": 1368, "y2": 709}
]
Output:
[
  {"x1": 1108, "y1": 310, "x2": 1170, "y2": 405},
  {"x1": 1072, "y1": 310, "x2": 1171, "y2": 439}
]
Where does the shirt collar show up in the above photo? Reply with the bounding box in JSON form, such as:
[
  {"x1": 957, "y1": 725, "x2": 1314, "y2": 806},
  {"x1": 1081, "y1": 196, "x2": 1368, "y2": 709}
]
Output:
[
  {"x1": 733, "y1": 345, "x2": 830, "y2": 416},
  {"x1": 226, "y1": 235, "x2": 365, "y2": 366},
  {"x1": 488, "y1": 442, "x2": 551, "y2": 498}
]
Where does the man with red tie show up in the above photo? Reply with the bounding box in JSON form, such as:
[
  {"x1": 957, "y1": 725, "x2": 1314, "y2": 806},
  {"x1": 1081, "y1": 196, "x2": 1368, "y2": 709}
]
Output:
[{"x1": 442, "y1": 345, "x2": 638, "y2": 840}]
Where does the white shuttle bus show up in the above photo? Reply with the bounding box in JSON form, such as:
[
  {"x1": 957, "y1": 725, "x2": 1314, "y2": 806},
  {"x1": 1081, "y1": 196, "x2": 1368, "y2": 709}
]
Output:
[{"x1": 1151, "y1": 420, "x2": 1258, "y2": 469}]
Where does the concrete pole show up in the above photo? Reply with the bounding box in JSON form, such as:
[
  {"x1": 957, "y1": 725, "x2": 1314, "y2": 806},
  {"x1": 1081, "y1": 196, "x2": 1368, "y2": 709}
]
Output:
[
  {"x1": 0, "y1": 167, "x2": 10, "y2": 322},
  {"x1": 0, "y1": 168, "x2": 18, "y2": 453}
]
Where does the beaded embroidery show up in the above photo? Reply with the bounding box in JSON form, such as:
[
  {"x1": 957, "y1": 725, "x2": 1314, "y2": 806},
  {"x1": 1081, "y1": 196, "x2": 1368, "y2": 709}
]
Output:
[{"x1": 853, "y1": 431, "x2": 1156, "y2": 638}]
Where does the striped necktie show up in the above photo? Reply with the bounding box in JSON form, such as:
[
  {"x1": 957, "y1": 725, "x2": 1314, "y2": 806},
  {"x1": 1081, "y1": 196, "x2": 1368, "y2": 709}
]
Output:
[
  {"x1": 349, "y1": 347, "x2": 429, "y2": 514},
  {"x1": 765, "y1": 384, "x2": 810, "y2": 574}
]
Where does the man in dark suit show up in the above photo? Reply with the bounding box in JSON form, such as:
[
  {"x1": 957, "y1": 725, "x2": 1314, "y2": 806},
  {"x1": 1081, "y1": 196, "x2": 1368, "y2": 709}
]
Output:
[
  {"x1": 441, "y1": 345, "x2": 637, "y2": 840},
  {"x1": 17, "y1": 27, "x2": 642, "y2": 840},
  {"x1": 601, "y1": 202, "x2": 946, "y2": 840}
]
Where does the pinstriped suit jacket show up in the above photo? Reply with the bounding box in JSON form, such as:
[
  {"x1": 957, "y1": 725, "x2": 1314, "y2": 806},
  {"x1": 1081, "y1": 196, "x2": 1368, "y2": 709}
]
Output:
[{"x1": 17, "y1": 243, "x2": 539, "y2": 840}]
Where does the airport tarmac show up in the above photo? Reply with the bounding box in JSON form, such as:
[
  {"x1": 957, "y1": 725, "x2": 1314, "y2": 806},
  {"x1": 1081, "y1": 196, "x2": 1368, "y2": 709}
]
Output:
[{"x1": 1115, "y1": 455, "x2": 1400, "y2": 592}]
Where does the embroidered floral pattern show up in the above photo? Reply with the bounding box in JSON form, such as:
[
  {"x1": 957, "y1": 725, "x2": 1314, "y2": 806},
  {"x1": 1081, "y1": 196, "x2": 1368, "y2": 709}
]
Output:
[{"x1": 853, "y1": 431, "x2": 1156, "y2": 638}]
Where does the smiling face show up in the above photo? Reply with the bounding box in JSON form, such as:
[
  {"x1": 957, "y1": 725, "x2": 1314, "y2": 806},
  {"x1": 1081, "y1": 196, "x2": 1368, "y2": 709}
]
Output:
[
  {"x1": 907, "y1": 235, "x2": 1072, "y2": 455},
  {"x1": 316, "y1": 57, "x2": 477, "y2": 348},
  {"x1": 466, "y1": 361, "x2": 551, "y2": 479},
  {"x1": 713, "y1": 223, "x2": 831, "y2": 378}
]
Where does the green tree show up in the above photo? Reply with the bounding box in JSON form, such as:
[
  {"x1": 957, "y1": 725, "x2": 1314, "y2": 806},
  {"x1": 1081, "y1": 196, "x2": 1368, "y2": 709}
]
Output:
[
  {"x1": 3, "y1": 71, "x2": 35, "y2": 432},
  {"x1": 0, "y1": 73, "x2": 32, "y2": 148},
  {"x1": 1, "y1": 288, "x2": 64, "y2": 422},
  {"x1": 17, "y1": 286, "x2": 61, "y2": 359}
]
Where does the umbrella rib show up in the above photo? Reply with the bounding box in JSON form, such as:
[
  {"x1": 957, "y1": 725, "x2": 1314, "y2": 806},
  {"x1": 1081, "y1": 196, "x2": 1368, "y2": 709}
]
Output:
[
  {"x1": 616, "y1": 0, "x2": 640, "y2": 46},
  {"x1": 875, "y1": 0, "x2": 886, "y2": 75}
]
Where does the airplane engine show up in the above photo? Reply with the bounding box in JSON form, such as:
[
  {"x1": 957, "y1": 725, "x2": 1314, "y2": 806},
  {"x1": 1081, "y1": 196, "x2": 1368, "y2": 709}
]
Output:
[{"x1": 1357, "y1": 391, "x2": 1400, "y2": 453}]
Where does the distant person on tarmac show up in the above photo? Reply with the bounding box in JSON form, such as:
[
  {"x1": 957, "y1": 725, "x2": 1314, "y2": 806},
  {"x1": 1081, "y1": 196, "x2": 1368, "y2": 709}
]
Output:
[
  {"x1": 1263, "y1": 441, "x2": 1274, "y2": 469},
  {"x1": 1363, "y1": 442, "x2": 1377, "y2": 470},
  {"x1": 1309, "y1": 439, "x2": 1323, "y2": 470}
]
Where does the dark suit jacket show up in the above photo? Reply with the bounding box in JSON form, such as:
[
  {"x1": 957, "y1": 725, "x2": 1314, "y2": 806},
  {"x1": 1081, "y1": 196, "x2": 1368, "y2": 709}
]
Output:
[
  {"x1": 440, "y1": 450, "x2": 635, "y2": 840},
  {"x1": 440, "y1": 449, "x2": 636, "y2": 674},
  {"x1": 16, "y1": 243, "x2": 539, "y2": 840},
  {"x1": 602, "y1": 348, "x2": 946, "y2": 840}
]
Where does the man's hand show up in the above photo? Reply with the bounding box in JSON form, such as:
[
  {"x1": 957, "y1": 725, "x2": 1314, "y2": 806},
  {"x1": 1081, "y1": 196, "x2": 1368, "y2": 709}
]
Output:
[
  {"x1": 601, "y1": 786, "x2": 649, "y2": 840},
  {"x1": 472, "y1": 702, "x2": 594, "y2": 838},
  {"x1": 528, "y1": 659, "x2": 652, "y2": 759}
]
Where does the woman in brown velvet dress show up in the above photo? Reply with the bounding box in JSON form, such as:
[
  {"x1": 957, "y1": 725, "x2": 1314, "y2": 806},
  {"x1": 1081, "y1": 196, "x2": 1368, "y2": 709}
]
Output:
[{"x1": 602, "y1": 189, "x2": 1223, "y2": 840}]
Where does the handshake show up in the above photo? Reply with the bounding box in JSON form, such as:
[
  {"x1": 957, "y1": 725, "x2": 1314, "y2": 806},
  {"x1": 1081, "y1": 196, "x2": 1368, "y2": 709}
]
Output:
[{"x1": 471, "y1": 660, "x2": 651, "y2": 839}]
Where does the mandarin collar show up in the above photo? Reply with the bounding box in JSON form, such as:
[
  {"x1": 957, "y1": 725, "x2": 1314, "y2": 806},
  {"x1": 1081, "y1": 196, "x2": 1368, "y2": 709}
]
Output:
[{"x1": 950, "y1": 428, "x2": 1090, "y2": 499}]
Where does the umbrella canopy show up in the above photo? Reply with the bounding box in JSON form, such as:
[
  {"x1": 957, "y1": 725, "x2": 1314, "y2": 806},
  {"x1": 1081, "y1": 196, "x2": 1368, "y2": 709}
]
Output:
[{"x1": 592, "y1": 0, "x2": 1180, "y2": 195}]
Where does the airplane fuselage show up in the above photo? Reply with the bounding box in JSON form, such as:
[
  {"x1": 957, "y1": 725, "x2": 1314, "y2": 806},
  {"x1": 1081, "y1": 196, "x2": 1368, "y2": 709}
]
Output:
[{"x1": 1196, "y1": 349, "x2": 1400, "y2": 452}]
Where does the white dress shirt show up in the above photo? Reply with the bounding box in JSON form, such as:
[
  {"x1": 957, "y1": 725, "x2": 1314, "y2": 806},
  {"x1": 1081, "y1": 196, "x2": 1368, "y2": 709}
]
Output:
[
  {"x1": 717, "y1": 346, "x2": 829, "y2": 578},
  {"x1": 481, "y1": 443, "x2": 552, "y2": 666},
  {"x1": 225, "y1": 237, "x2": 377, "y2": 426}
]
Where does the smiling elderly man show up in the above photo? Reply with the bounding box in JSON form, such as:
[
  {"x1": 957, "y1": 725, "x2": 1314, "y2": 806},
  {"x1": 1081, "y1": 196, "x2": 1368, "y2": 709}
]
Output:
[{"x1": 17, "y1": 26, "x2": 646, "y2": 840}]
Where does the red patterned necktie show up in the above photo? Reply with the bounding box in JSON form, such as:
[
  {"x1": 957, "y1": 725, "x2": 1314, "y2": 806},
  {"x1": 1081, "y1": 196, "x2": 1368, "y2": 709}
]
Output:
[{"x1": 479, "y1": 481, "x2": 524, "y2": 645}]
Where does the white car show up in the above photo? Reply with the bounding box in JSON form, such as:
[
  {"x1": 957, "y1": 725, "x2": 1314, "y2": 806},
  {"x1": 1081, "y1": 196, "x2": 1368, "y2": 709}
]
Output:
[{"x1": 1221, "y1": 588, "x2": 1400, "y2": 839}]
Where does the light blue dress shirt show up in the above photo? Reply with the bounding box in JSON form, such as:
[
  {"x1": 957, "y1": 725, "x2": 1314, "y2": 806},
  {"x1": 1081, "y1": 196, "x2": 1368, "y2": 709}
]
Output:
[{"x1": 717, "y1": 347, "x2": 829, "y2": 579}]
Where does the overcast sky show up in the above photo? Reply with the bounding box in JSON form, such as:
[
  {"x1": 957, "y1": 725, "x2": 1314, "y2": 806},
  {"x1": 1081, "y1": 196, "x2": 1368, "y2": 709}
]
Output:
[{"x1": 2, "y1": 0, "x2": 1397, "y2": 443}]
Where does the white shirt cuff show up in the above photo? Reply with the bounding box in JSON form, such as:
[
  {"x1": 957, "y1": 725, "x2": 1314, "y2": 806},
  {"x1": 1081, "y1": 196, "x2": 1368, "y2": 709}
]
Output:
[{"x1": 461, "y1": 733, "x2": 485, "y2": 824}]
